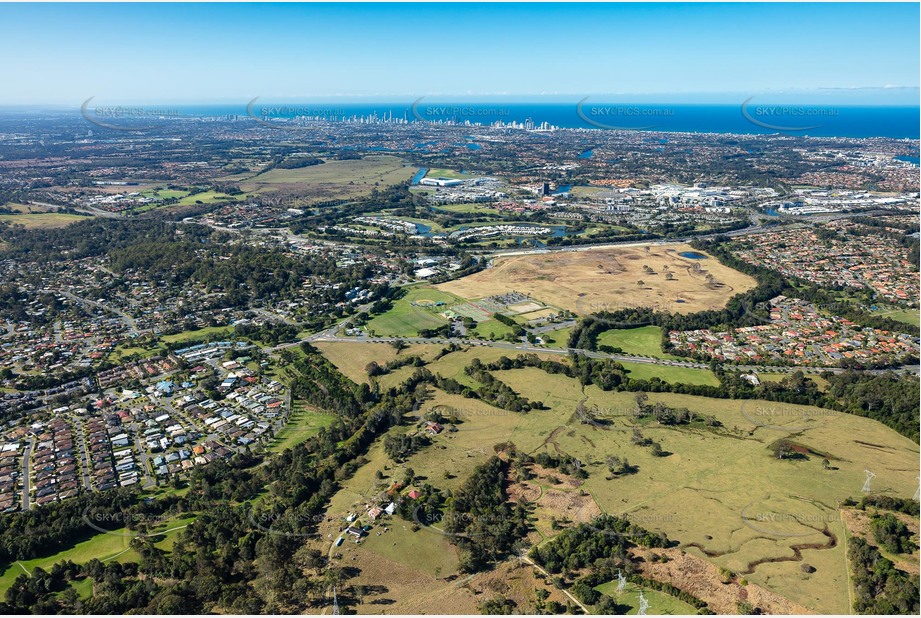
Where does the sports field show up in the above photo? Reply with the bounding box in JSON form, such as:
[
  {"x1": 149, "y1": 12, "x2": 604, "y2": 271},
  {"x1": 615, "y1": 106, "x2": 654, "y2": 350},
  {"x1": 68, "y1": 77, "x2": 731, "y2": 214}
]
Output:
[
  {"x1": 364, "y1": 286, "x2": 464, "y2": 337},
  {"x1": 438, "y1": 243, "x2": 756, "y2": 315}
]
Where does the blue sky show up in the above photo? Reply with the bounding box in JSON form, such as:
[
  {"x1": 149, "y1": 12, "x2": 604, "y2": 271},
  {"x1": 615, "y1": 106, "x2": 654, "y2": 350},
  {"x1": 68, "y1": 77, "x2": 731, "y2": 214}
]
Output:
[{"x1": 0, "y1": 2, "x2": 918, "y2": 105}]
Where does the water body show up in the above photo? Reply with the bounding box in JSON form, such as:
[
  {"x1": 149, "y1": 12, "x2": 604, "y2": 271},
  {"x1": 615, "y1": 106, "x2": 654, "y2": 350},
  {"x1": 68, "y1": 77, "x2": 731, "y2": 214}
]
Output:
[
  {"x1": 410, "y1": 168, "x2": 428, "y2": 185},
  {"x1": 553, "y1": 184, "x2": 572, "y2": 195},
  {"x1": 894, "y1": 155, "x2": 920, "y2": 165},
  {"x1": 764, "y1": 208, "x2": 780, "y2": 217},
  {"x1": 164, "y1": 102, "x2": 920, "y2": 139},
  {"x1": 678, "y1": 251, "x2": 708, "y2": 259},
  {"x1": 578, "y1": 149, "x2": 594, "y2": 159}
]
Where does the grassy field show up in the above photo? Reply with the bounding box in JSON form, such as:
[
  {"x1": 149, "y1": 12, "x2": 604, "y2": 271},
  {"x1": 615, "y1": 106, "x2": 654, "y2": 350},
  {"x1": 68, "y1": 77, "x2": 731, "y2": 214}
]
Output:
[
  {"x1": 471, "y1": 318, "x2": 516, "y2": 340},
  {"x1": 161, "y1": 325, "x2": 234, "y2": 344},
  {"x1": 175, "y1": 190, "x2": 242, "y2": 206},
  {"x1": 109, "y1": 342, "x2": 163, "y2": 362},
  {"x1": 619, "y1": 361, "x2": 720, "y2": 386},
  {"x1": 570, "y1": 186, "x2": 609, "y2": 198},
  {"x1": 495, "y1": 368, "x2": 919, "y2": 614},
  {"x1": 365, "y1": 286, "x2": 463, "y2": 337},
  {"x1": 268, "y1": 404, "x2": 336, "y2": 453},
  {"x1": 430, "y1": 202, "x2": 500, "y2": 214},
  {"x1": 315, "y1": 339, "x2": 919, "y2": 614},
  {"x1": 70, "y1": 576, "x2": 94, "y2": 599},
  {"x1": 0, "y1": 213, "x2": 90, "y2": 229},
  {"x1": 597, "y1": 326, "x2": 681, "y2": 359},
  {"x1": 237, "y1": 155, "x2": 415, "y2": 204},
  {"x1": 541, "y1": 326, "x2": 574, "y2": 348},
  {"x1": 757, "y1": 372, "x2": 830, "y2": 392},
  {"x1": 874, "y1": 307, "x2": 920, "y2": 327},
  {"x1": 312, "y1": 341, "x2": 443, "y2": 384},
  {"x1": 140, "y1": 188, "x2": 190, "y2": 200},
  {"x1": 438, "y1": 243, "x2": 757, "y2": 315},
  {"x1": 0, "y1": 515, "x2": 192, "y2": 596},
  {"x1": 425, "y1": 168, "x2": 470, "y2": 179},
  {"x1": 595, "y1": 581, "x2": 698, "y2": 615}
]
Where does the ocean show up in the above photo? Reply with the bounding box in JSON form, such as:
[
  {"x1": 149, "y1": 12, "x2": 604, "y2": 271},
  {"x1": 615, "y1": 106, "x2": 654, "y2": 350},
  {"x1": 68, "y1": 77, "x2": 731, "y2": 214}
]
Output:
[{"x1": 159, "y1": 102, "x2": 920, "y2": 139}]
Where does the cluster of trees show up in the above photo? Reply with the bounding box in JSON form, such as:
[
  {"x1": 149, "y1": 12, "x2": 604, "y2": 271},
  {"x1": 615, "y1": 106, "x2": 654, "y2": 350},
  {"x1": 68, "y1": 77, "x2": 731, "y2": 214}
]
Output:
[
  {"x1": 849, "y1": 495, "x2": 920, "y2": 516},
  {"x1": 528, "y1": 514, "x2": 709, "y2": 613},
  {"x1": 365, "y1": 355, "x2": 425, "y2": 378},
  {"x1": 870, "y1": 513, "x2": 917, "y2": 555},
  {"x1": 478, "y1": 595, "x2": 519, "y2": 614},
  {"x1": 383, "y1": 433, "x2": 430, "y2": 462},
  {"x1": 847, "y1": 537, "x2": 919, "y2": 614},
  {"x1": 604, "y1": 455, "x2": 638, "y2": 478},
  {"x1": 0, "y1": 343, "x2": 440, "y2": 614},
  {"x1": 234, "y1": 321, "x2": 300, "y2": 345},
  {"x1": 417, "y1": 323, "x2": 454, "y2": 339},
  {"x1": 1, "y1": 218, "x2": 382, "y2": 323},
  {"x1": 0, "y1": 490, "x2": 137, "y2": 563},
  {"x1": 0, "y1": 559, "x2": 197, "y2": 615},
  {"x1": 477, "y1": 353, "x2": 629, "y2": 392},
  {"x1": 274, "y1": 156, "x2": 324, "y2": 169},
  {"x1": 482, "y1": 351, "x2": 919, "y2": 443},
  {"x1": 634, "y1": 393, "x2": 721, "y2": 428},
  {"x1": 825, "y1": 371, "x2": 920, "y2": 442},
  {"x1": 464, "y1": 358, "x2": 544, "y2": 412},
  {"x1": 530, "y1": 514, "x2": 671, "y2": 575},
  {"x1": 446, "y1": 456, "x2": 530, "y2": 573},
  {"x1": 532, "y1": 452, "x2": 588, "y2": 479}
]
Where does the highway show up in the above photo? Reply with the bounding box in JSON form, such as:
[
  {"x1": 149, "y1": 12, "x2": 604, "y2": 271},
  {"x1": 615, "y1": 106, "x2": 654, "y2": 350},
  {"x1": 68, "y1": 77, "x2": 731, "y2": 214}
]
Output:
[{"x1": 299, "y1": 330, "x2": 918, "y2": 377}]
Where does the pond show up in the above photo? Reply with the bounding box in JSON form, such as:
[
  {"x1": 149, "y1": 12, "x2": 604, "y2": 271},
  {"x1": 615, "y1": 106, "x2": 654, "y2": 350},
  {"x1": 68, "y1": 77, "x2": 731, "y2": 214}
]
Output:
[{"x1": 678, "y1": 251, "x2": 707, "y2": 259}]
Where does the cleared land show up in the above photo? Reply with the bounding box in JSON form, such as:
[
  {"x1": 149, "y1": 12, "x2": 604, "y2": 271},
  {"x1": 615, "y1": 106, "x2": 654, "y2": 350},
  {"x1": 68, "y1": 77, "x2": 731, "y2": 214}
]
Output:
[
  {"x1": 161, "y1": 325, "x2": 234, "y2": 344},
  {"x1": 618, "y1": 361, "x2": 720, "y2": 386},
  {"x1": 0, "y1": 213, "x2": 90, "y2": 229},
  {"x1": 268, "y1": 403, "x2": 336, "y2": 453},
  {"x1": 594, "y1": 580, "x2": 698, "y2": 615},
  {"x1": 236, "y1": 155, "x2": 415, "y2": 203},
  {"x1": 597, "y1": 325, "x2": 681, "y2": 359},
  {"x1": 315, "y1": 342, "x2": 918, "y2": 614},
  {"x1": 438, "y1": 244, "x2": 757, "y2": 315},
  {"x1": 312, "y1": 341, "x2": 444, "y2": 385},
  {"x1": 424, "y1": 168, "x2": 470, "y2": 179}
]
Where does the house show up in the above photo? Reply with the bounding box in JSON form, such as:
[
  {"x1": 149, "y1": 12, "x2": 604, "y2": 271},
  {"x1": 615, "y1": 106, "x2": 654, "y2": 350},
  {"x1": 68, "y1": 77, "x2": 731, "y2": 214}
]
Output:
[
  {"x1": 407, "y1": 490, "x2": 421, "y2": 500},
  {"x1": 424, "y1": 421, "x2": 443, "y2": 435},
  {"x1": 344, "y1": 526, "x2": 364, "y2": 538},
  {"x1": 367, "y1": 507, "x2": 383, "y2": 520}
]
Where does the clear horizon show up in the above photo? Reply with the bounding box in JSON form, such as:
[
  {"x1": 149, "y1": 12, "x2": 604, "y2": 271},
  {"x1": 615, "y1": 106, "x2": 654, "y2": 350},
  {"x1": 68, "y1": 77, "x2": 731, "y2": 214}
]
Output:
[{"x1": 0, "y1": 2, "x2": 918, "y2": 106}]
